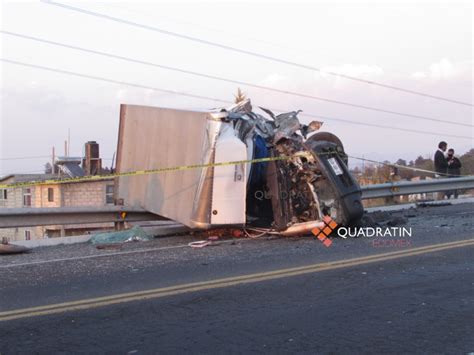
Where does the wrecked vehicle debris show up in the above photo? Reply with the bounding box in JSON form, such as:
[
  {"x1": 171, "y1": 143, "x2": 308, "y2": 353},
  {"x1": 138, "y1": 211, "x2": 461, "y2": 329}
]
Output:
[
  {"x1": 115, "y1": 100, "x2": 364, "y2": 236},
  {"x1": 0, "y1": 237, "x2": 30, "y2": 255},
  {"x1": 90, "y1": 226, "x2": 152, "y2": 246}
]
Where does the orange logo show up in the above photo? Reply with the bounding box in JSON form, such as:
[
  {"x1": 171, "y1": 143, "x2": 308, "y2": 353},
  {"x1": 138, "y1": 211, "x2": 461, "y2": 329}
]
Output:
[{"x1": 312, "y1": 216, "x2": 338, "y2": 247}]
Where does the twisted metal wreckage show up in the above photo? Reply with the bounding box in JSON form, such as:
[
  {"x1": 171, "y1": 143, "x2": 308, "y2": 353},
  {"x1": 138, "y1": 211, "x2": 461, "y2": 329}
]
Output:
[{"x1": 115, "y1": 99, "x2": 364, "y2": 237}]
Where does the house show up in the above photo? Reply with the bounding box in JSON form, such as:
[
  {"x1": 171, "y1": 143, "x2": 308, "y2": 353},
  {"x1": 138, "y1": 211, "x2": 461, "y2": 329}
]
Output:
[{"x1": 0, "y1": 141, "x2": 115, "y2": 241}]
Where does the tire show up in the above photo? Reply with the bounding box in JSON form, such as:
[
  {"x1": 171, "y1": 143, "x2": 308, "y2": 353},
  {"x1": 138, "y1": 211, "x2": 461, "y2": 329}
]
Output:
[{"x1": 306, "y1": 132, "x2": 348, "y2": 165}]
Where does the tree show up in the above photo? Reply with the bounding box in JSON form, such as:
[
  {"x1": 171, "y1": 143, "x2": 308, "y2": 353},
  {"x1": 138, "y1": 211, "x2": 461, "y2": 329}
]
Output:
[
  {"x1": 351, "y1": 166, "x2": 361, "y2": 175},
  {"x1": 412, "y1": 156, "x2": 434, "y2": 179},
  {"x1": 459, "y1": 148, "x2": 474, "y2": 176},
  {"x1": 234, "y1": 88, "x2": 246, "y2": 104},
  {"x1": 394, "y1": 158, "x2": 414, "y2": 179},
  {"x1": 395, "y1": 159, "x2": 407, "y2": 166}
]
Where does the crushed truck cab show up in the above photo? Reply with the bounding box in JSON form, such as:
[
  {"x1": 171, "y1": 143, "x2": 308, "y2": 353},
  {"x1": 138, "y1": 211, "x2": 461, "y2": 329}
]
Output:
[{"x1": 115, "y1": 99, "x2": 363, "y2": 235}]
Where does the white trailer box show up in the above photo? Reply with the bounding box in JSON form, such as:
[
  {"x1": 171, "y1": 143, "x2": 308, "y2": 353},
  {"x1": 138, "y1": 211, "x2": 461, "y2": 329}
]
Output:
[{"x1": 115, "y1": 104, "x2": 247, "y2": 229}]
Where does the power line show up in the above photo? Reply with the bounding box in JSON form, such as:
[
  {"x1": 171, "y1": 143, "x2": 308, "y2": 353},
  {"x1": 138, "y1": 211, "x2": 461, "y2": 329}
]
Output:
[
  {"x1": 110, "y1": 2, "x2": 303, "y2": 53},
  {"x1": 0, "y1": 170, "x2": 46, "y2": 176},
  {"x1": 347, "y1": 155, "x2": 472, "y2": 177},
  {"x1": 0, "y1": 59, "x2": 229, "y2": 105},
  {"x1": 2, "y1": 58, "x2": 472, "y2": 141},
  {"x1": 0, "y1": 155, "x2": 50, "y2": 161},
  {"x1": 42, "y1": 0, "x2": 474, "y2": 107},
  {"x1": 3, "y1": 30, "x2": 471, "y2": 128},
  {"x1": 0, "y1": 155, "x2": 115, "y2": 161},
  {"x1": 297, "y1": 113, "x2": 471, "y2": 140}
]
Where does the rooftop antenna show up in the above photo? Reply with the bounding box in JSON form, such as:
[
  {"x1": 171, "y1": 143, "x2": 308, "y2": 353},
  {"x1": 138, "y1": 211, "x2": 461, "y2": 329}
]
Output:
[
  {"x1": 111, "y1": 151, "x2": 116, "y2": 172},
  {"x1": 68, "y1": 128, "x2": 71, "y2": 157},
  {"x1": 52, "y1": 146, "x2": 55, "y2": 174}
]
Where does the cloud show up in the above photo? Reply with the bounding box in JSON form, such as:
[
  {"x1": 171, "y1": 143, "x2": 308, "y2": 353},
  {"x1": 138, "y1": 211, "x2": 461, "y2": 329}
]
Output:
[
  {"x1": 411, "y1": 58, "x2": 460, "y2": 80},
  {"x1": 429, "y1": 58, "x2": 456, "y2": 79},
  {"x1": 320, "y1": 64, "x2": 384, "y2": 79},
  {"x1": 411, "y1": 71, "x2": 427, "y2": 79},
  {"x1": 259, "y1": 73, "x2": 288, "y2": 87},
  {"x1": 258, "y1": 64, "x2": 385, "y2": 93}
]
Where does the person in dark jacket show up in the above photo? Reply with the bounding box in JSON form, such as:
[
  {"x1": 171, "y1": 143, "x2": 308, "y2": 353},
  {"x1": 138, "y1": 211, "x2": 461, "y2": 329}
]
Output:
[
  {"x1": 434, "y1": 141, "x2": 448, "y2": 176},
  {"x1": 446, "y1": 148, "x2": 462, "y2": 199},
  {"x1": 434, "y1": 141, "x2": 448, "y2": 200}
]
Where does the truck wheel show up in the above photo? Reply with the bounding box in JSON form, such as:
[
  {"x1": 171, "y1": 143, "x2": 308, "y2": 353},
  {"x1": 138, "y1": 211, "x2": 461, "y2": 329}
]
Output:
[{"x1": 306, "y1": 132, "x2": 348, "y2": 165}]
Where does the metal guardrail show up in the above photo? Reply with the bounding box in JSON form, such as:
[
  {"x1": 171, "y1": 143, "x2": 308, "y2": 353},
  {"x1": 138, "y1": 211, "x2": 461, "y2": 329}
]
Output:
[
  {"x1": 360, "y1": 176, "x2": 474, "y2": 200},
  {"x1": 0, "y1": 177, "x2": 473, "y2": 228},
  {"x1": 0, "y1": 206, "x2": 165, "y2": 228}
]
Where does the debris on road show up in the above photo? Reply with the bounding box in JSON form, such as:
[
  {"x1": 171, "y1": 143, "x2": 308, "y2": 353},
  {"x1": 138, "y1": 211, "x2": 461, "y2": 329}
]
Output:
[
  {"x1": 416, "y1": 201, "x2": 452, "y2": 208},
  {"x1": 188, "y1": 240, "x2": 212, "y2": 248},
  {"x1": 90, "y1": 226, "x2": 152, "y2": 247},
  {"x1": 359, "y1": 210, "x2": 408, "y2": 228},
  {"x1": 0, "y1": 237, "x2": 30, "y2": 255}
]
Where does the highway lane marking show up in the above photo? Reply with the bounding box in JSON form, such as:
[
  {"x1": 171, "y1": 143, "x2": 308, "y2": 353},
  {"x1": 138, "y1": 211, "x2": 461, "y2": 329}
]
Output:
[
  {"x1": 0, "y1": 244, "x2": 190, "y2": 269},
  {"x1": 0, "y1": 246, "x2": 187, "y2": 268},
  {"x1": 1, "y1": 238, "x2": 473, "y2": 322},
  {"x1": 0, "y1": 238, "x2": 249, "y2": 269},
  {"x1": 0, "y1": 239, "x2": 240, "y2": 268}
]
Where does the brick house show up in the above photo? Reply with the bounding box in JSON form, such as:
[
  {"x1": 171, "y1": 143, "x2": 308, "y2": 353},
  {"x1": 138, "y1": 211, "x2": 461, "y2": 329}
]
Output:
[{"x1": 0, "y1": 175, "x2": 115, "y2": 241}]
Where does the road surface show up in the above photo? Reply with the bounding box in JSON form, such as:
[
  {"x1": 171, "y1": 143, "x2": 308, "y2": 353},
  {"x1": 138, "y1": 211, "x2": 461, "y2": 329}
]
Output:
[{"x1": 1, "y1": 202, "x2": 473, "y2": 354}]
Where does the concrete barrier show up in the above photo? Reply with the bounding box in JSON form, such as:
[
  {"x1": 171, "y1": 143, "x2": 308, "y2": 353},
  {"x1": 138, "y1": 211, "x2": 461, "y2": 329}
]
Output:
[
  {"x1": 9, "y1": 222, "x2": 188, "y2": 249},
  {"x1": 11, "y1": 235, "x2": 92, "y2": 248}
]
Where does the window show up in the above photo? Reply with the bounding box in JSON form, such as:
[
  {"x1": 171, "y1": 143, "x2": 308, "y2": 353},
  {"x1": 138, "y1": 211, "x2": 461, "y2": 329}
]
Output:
[
  {"x1": 47, "y1": 188, "x2": 54, "y2": 202},
  {"x1": 105, "y1": 185, "x2": 114, "y2": 204},
  {"x1": 23, "y1": 188, "x2": 32, "y2": 206},
  {"x1": 24, "y1": 230, "x2": 31, "y2": 241},
  {"x1": 0, "y1": 189, "x2": 7, "y2": 200}
]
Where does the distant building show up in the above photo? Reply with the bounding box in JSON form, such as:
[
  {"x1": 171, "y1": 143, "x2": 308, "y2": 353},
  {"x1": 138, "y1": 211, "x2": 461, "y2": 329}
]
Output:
[
  {"x1": 0, "y1": 175, "x2": 115, "y2": 241},
  {"x1": 0, "y1": 141, "x2": 115, "y2": 241}
]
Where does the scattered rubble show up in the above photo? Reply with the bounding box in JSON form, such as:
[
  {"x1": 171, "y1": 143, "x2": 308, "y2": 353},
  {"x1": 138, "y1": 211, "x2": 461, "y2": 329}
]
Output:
[
  {"x1": 0, "y1": 238, "x2": 30, "y2": 255},
  {"x1": 416, "y1": 201, "x2": 452, "y2": 208},
  {"x1": 358, "y1": 210, "x2": 409, "y2": 228}
]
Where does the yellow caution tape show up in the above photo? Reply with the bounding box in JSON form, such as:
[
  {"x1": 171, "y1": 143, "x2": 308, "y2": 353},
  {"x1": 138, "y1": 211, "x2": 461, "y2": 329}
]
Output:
[{"x1": 0, "y1": 151, "x2": 330, "y2": 189}]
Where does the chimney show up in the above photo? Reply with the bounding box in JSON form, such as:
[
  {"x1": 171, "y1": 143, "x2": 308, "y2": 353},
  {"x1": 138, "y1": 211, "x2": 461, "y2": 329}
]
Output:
[{"x1": 82, "y1": 141, "x2": 102, "y2": 176}]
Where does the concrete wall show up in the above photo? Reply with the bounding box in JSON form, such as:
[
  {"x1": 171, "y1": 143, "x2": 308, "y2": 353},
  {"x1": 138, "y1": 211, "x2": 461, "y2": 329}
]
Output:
[
  {"x1": 62, "y1": 181, "x2": 112, "y2": 207},
  {"x1": 35, "y1": 185, "x2": 62, "y2": 208},
  {"x1": 0, "y1": 178, "x2": 32, "y2": 209}
]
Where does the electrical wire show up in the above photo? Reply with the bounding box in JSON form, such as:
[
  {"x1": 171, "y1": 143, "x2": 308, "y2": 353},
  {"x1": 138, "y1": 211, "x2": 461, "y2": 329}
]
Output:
[
  {"x1": 1, "y1": 155, "x2": 115, "y2": 161},
  {"x1": 0, "y1": 58, "x2": 229, "y2": 105},
  {"x1": 42, "y1": 0, "x2": 473, "y2": 107},
  {"x1": 3, "y1": 30, "x2": 471, "y2": 128},
  {"x1": 347, "y1": 154, "x2": 473, "y2": 177},
  {"x1": 297, "y1": 113, "x2": 472, "y2": 139},
  {"x1": 0, "y1": 170, "x2": 46, "y2": 176},
  {"x1": 0, "y1": 155, "x2": 50, "y2": 160},
  {"x1": 2, "y1": 58, "x2": 472, "y2": 141}
]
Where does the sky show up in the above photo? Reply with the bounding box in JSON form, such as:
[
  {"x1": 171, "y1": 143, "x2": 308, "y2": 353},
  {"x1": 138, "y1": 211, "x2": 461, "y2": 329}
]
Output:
[{"x1": 0, "y1": 0, "x2": 472, "y2": 175}]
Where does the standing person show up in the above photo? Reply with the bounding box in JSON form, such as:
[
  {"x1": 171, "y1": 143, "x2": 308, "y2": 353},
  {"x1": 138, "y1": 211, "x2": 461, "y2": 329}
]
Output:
[
  {"x1": 446, "y1": 148, "x2": 462, "y2": 199},
  {"x1": 434, "y1": 141, "x2": 448, "y2": 200}
]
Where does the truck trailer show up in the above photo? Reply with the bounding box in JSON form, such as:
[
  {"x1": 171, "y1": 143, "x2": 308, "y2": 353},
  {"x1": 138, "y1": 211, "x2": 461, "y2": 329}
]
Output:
[{"x1": 115, "y1": 99, "x2": 363, "y2": 236}]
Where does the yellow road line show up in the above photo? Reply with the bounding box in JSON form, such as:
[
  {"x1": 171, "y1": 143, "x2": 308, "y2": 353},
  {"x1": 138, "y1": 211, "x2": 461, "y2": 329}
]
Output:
[{"x1": 1, "y1": 238, "x2": 473, "y2": 321}]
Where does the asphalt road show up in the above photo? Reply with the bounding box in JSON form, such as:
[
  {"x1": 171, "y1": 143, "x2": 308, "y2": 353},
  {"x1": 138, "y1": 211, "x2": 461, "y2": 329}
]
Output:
[{"x1": 0, "y1": 202, "x2": 473, "y2": 354}]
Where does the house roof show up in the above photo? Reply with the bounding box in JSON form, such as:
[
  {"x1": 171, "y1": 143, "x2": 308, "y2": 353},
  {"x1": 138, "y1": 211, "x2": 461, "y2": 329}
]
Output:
[
  {"x1": 0, "y1": 174, "x2": 57, "y2": 183},
  {"x1": 58, "y1": 163, "x2": 85, "y2": 178}
]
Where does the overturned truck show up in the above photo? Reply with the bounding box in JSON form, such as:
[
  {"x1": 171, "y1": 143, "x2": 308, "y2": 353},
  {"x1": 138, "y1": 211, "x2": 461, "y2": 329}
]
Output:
[{"x1": 115, "y1": 100, "x2": 363, "y2": 236}]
